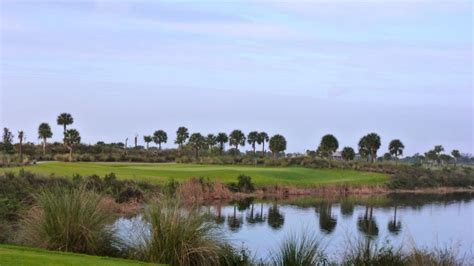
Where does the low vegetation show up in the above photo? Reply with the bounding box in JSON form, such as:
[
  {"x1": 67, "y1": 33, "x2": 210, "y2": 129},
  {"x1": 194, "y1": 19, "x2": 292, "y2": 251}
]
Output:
[
  {"x1": 18, "y1": 186, "x2": 118, "y2": 256},
  {"x1": 128, "y1": 199, "x2": 239, "y2": 265}
]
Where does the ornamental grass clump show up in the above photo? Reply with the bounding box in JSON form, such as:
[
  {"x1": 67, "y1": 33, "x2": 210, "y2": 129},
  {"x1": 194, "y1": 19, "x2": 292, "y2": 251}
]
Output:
[
  {"x1": 130, "y1": 198, "x2": 236, "y2": 266},
  {"x1": 19, "y1": 186, "x2": 117, "y2": 255}
]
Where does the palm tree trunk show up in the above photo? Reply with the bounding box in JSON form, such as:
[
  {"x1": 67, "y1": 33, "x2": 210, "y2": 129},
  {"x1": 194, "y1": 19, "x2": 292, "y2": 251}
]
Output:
[
  {"x1": 63, "y1": 124, "x2": 66, "y2": 133},
  {"x1": 262, "y1": 142, "x2": 265, "y2": 154},
  {"x1": 69, "y1": 147, "x2": 73, "y2": 162},
  {"x1": 43, "y1": 138, "x2": 47, "y2": 155}
]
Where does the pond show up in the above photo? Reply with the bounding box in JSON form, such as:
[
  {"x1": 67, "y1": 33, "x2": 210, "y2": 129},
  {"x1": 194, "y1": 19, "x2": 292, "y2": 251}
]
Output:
[{"x1": 114, "y1": 192, "x2": 474, "y2": 261}]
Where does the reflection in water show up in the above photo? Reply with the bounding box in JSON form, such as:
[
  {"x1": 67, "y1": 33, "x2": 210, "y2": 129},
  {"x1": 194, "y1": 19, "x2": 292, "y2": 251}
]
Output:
[
  {"x1": 387, "y1": 206, "x2": 402, "y2": 235},
  {"x1": 340, "y1": 199, "x2": 354, "y2": 217},
  {"x1": 267, "y1": 202, "x2": 285, "y2": 230},
  {"x1": 316, "y1": 203, "x2": 337, "y2": 234},
  {"x1": 227, "y1": 205, "x2": 243, "y2": 232},
  {"x1": 357, "y1": 206, "x2": 379, "y2": 238},
  {"x1": 114, "y1": 193, "x2": 474, "y2": 261},
  {"x1": 214, "y1": 204, "x2": 225, "y2": 224}
]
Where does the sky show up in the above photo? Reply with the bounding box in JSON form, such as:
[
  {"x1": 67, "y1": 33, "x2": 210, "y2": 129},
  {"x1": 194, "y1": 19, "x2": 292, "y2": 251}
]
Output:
[{"x1": 0, "y1": 0, "x2": 472, "y2": 155}]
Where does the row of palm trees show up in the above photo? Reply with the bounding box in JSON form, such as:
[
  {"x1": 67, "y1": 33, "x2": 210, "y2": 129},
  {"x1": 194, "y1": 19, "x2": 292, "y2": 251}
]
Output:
[
  {"x1": 142, "y1": 127, "x2": 287, "y2": 158},
  {"x1": 315, "y1": 133, "x2": 405, "y2": 162},
  {"x1": 5, "y1": 112, "x2": 462, "y2": 164}
]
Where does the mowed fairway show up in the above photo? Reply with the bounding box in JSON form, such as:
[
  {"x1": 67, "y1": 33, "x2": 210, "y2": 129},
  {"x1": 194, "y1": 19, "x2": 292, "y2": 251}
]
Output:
[
  {"x1": 6, "y1": 162, "x2": 388, "y2": 187},
  {"x1": 0, "y1": 245, "x2": 157, "y2": 266}
]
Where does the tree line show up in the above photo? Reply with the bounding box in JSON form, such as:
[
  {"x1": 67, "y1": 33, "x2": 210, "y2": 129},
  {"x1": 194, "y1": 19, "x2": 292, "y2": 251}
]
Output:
[{"x1": 1, "y1": 112, "x2": 468, "y2": 165}]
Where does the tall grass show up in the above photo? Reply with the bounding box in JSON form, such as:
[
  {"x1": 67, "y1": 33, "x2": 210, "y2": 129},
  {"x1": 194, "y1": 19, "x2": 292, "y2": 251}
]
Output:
[
  {"x1": 341, "y1": 238, "x2": 466, "y2": 266},
  {"x1": 270, "y1": 232, "x2": 328, "y2": 266},
  {"x1": 19, "y1": 186, "x2": 117, "y2": 255},
  {"x1": 341, "y1": 239, "x2": 406, "y2": 265},
  {"x1": 129, "y1": 198, "x2": 239, "y2": 266}
]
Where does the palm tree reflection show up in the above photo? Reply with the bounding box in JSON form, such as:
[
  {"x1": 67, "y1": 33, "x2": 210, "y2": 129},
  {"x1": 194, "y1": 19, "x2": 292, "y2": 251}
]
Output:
[
  {"x1": 316, "y1": 202, "x2": 337, "y2": 234},
  {"x1": 387, "y1": 206, "x2": 402, "y2": 235},
  {"x1": 267, "y1": 202, "x2": 284, "y2": 230}
]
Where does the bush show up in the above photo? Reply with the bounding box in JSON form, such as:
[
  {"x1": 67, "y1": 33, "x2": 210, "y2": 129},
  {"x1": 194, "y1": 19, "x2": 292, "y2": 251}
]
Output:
[
  {"x1": 19, "y1": 186, "x2": 118, "y2": 255},
  {"x1": 271, "y1": 232, "x2": 328, "y2": 266},
  {"x1": 237, "y1": 175, "x2": 255, "y2": 193},
  {"x1": 53, "y1": 154, "x2": 71, "y2": 162},
  {"x1": 129, "y1": 198, "x2": 235, "y2": 265}
]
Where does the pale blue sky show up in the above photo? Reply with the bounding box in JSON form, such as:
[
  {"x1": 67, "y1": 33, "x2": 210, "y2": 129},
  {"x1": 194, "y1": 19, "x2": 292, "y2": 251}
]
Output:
[{"x1": 1, "y1": 0, "x2": 472, "y2": 155}]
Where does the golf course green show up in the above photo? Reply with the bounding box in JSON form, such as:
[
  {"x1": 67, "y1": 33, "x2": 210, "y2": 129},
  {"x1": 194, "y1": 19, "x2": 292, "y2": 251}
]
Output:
[
  {"x1": 0, "y1": 245, "x2": 158, "y2": 266},
  {"x1": 4, "y1": 162, "x2": 388, "y2": 187}
]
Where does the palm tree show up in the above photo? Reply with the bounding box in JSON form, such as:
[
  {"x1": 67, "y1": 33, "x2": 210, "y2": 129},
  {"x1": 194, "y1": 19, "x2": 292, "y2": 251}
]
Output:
[
  {"x1": 341, "y1": 147, "x2": 355, "y2": 161},
  {"x1": 388, "y1": 139, "x2": 405, "y2": 160},
  {"x1": 188, "y1": 133, "x2": 206, "y2": 159},
  {"x1": 229, "y1": 130, "x2": 246, "y2": 151},
  {"x1": 63, "y1": 129, "x2": 81, "y2": 161},
  {"x1": 318, "y1": 134, "x2": 339, "y2": 159},
  {"x1": 206, "y1": 134, "x2": 217, "y2": 150},
  {"x1": 257, "y1": 132, "x2": 269, "y2": 154},
  {"x1": 153, "y1": 130, "x2": 167, "y2": 150},
  {"x1": 451, "y1": 149, "x2": 461, "y2": 166},
  {"x1": 175, "y1": 126, "x2": 189, "y2": 148},
  {"x1": 2, "y1": 128, "x2": 14, "y2": 155},
  {"x1": 216, "y1": 132, "x2": 228, "y2": 155},
  {"x1": 38, "y1": 123, "x2": 53, "y2": 156},
  {"x1": 269, "y1": 134, "x2": 287, "y2": 157},
  {"x1": 17, "y1": 131, "x2": 24, "y2": 163},
  {"x1": 143, "y1": 135, "x2": 152, "y2": 149},
  {"x1": 358, "y1": 133, "x2": 381, "y2": 163},
  {"x1": 56, "y1": 113, "x2": 74, "y2": 133},
  {"x1": 247, "y1": 131, "x2": 259, "y2": 154}
]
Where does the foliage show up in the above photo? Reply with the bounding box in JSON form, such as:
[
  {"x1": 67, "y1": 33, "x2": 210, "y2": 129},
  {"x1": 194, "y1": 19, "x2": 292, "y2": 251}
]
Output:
[
  {"x1": 388, "y1": 139, "x2": 404, "y2": 159},
  {"x1": 270, "y1": 232, "x2": 328, "y2": 266},
  {"x1": 38, "y1": 123, "x2": 53, "y2": 155},
  {"x1": 206, "y1": 134, "x2": 217, "y2": 149},
  {"x1": 256, "y1": 132, "x2": 269, "y2": 153},
  {"x1": 19, "y1": 186, "x2": 117, "y2": 255},
  {"x1": 2, "y1": 128, "x2": 15, "y2": 155},
  {"x1": 341, "y1": 147, "x2": 355, "y2": 161},
  {"x1": 63, "y1": 129, "x2": 81, "y2": 161},
  {"x1": 229, "y1": 130, "x2": 246, "y2": 151},
  {"x1": 216, "y1": 133, "x2": 229, "y2": 154},
  {"x1": 129, "y1": 198, "x2": 231, "y2": 265},
  {"x1": 318, "y1": 134, "x2": 339, "y2": 158},
  {"x1": 359, "y1": 133, "x2": 381, "y2": 163},
  {"x1": 174, "y1": 127, "x2": 189, "y2": 148},
  {"x1": 56, "y1": 113, "x2": 74, "y2": 132},
  {"x1": 269, "y1": 134, "x2": 287, "y2": 157},
  {"x1": 247, "y1": 131, "x2": 259, "y2": 153},
  {"x1": 188, "y1": 133, "x2": 206, "y2": 159},
  {"x1": 236, "y1": 175, "x2": 255, "y2": 193},
  {"x1": 152, "y1": 130, "x2": 167, "y2": 150},
  {"x1": 143, "y1": 136, "x2": 152, "y2": 149}
]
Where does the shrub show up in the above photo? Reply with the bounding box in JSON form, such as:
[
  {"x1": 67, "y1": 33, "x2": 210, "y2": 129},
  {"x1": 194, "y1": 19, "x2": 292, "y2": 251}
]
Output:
[
  {"x1": 341, "y1": 239, "x2": 406, "y2": 266},
  {"x1": 53, "y1": 153, "x2": 71, "y2": 162},
  {"x1": 129, "y1": 198, "x2": 234, "y2": 265},
  {"x1": 237, "y1": 175, "x2": 255, "y2": 193},
  {"x1": 19, "y1": 186, "x2": 117, "y2": 255},
  {"x1": 271, "y1": 232, "x2": 328, "y2": 266}
]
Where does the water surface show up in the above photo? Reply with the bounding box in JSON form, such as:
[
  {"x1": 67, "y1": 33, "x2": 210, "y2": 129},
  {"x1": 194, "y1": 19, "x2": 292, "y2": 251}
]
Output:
[{"x1": 115, "y1": 193, "x2": 474, "y2": 260}]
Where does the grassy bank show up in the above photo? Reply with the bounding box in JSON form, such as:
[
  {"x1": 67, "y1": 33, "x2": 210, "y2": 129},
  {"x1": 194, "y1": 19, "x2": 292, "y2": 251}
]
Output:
[
  {"x1": 3, "y1": 162, "x2": 387, "y2": 187},
  {"x1": 0, "y1": 245, "x2": 158, "y2": 266}
]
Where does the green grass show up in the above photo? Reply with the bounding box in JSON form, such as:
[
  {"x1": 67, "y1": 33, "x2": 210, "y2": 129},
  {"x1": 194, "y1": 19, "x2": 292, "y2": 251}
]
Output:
[
  {"x1": 4, "y1": 162, "x2": 388, "y2": 187},
  {"x1": 0, "y1": 245, "x2": 158, "y2": 266}
]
